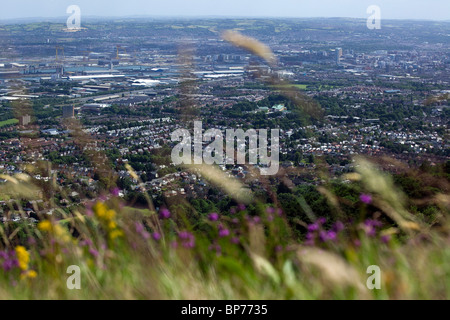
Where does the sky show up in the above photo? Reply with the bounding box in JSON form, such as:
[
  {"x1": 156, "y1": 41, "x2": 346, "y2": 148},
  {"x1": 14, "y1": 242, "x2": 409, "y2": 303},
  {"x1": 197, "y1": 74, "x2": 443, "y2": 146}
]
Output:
[{"x1": 0, "y1": 0, "x2": 449, "y2": 21}]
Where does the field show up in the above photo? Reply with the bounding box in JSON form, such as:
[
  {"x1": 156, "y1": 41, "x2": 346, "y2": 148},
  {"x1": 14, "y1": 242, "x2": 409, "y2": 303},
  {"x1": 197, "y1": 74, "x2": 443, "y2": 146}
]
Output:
[{"x1": 0, "y1": 119, "x2": 18, "y2": 128}]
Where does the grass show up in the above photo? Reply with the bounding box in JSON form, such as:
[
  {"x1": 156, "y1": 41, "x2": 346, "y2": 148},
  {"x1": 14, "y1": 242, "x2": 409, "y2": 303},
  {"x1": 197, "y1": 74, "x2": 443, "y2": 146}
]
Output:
[
  {"x1": 0, "y1": 119, "x2": 18, "y2": 128},
  {"x1": 0, "y1": 157, "x2": 448, "y2": 300}
]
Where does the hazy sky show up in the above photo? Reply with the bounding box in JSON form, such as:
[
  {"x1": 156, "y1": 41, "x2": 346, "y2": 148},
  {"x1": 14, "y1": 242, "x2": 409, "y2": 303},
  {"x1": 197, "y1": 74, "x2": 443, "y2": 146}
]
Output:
[{"x1": 0, "y1": 0, "x2": 449, "y2": 21}]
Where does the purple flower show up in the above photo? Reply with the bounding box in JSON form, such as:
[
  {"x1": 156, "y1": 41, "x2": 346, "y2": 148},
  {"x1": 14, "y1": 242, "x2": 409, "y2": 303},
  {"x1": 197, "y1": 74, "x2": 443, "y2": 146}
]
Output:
[
  {"x1": 238, "y1": 204, "x2": 246, "y2": 211},
  {"x1": 305, "y1": 232, "x2": 314, "y2": 240},
  {"x1": 230, "y1": 208, "x2": 236, "y2": 214},
  {"x1": 111, "y1": 187, "x2": 120, "y2": 197},
  {"x1": 208, "y1": 212, "x2": 219, "y2": 221},
  {"x1": 253, "y1": 216, "x2": 261, "y2": 224},
  {"x1": 319, "y1": 230, "x2": 328, "y2": 242},
  {"x1": 360, "y1": 194, "x2": 372, "y2": 204},
  {"x1": 159, "y1": 208, "x2": 171, "y2": 219},
  {"x1": 267, "y1": 214, "x2": 274, "y2": 222},
  {"x1": 381, "y1": 235, "x2": 391, "y2": 243},
  {"x1": 333, "y1": 221, "x2": 345, "y2": 232},
  {"x1": 326, "y1": 231, "x2": 337, "y2": 241},
  {"x1": 218, "y1": 229, "x2": 230, "y2": 237},
  {"x1": 135, "y1": 222, "x2": 144, "y2": 233},
  {"x1": 307, "y1": 223, "x2": 319, "y2": 232},
  {"x1": 152, "y1": 232, "x2": 161, "y2": 241},
  {"x1": 318, "y1": 217, "x2": 326, "y2": 224},
  {"x1": 178, "y1": 231, "x2": 191, "y2": 240},
  {"x1": 182, "y1": 239, "x2": 195, "y2": 249},
  {"x1": 232, "y1": 218, "x2": 239, "y2": 224},
  {"x1": 277, "y1": 208, "x2": 283, "y2": 216},
  {"x1": 266, "y1": 207, "x2": 275, "y2": 214},
  {"x1": 89, "y1": 247, "x2": 99, "y2": 258},
  {"x1": 231, "y1": 237, "x2": 240, "y2": 244}
]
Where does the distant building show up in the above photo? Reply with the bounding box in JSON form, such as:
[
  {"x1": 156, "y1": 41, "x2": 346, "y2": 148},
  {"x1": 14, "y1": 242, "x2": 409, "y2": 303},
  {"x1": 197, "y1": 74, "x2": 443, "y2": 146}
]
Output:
[
  {"x1": 82, "y1": 103, "x2": 111, "y2": 112},
  {"x1": 336, "y1": 47, "x2": 343, "y2": 64},
  {"x1": 62, "y1": 105, "x2": 74, "y2": 118},
  {"x1": 19, "y1": 114, "x2": 31, "y2": 126}
]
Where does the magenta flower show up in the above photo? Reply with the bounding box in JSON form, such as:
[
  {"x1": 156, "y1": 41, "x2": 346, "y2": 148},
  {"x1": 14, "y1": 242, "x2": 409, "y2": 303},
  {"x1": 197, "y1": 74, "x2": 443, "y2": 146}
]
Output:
[
  {"x1": 111, "y1": 187, "x2": 120, "y2": 197},
  {"x1": 159, "y1": 208, "x2": 171, "y2": 219},
  {"x1": 238, "y1": 204, "x2": 246, "y2": 211},
  {"x1": 266, "y1": 207, "x2": 275, "y2": 214},
  {"x1": 231, "y1": 237, "x2": 240, "y2": 244},
  {"x1": 208, "y1": 212, "x2": 219, "y2": 221},
  {"x1": 333, "y1": 221, "x2": 345, "y2": 232},
  {"x1": 219, "y1": 229, "x2": 230, "y2": 237},
  {"x1": 152, "y1": 232, "x2": 161, "y2": 241},
  {"x1": 135, "y1": 222, "x2": 144, "y2": 233},
  {"x1": 381, "y1": 235, "x2": 391, "y2": 243},
  {"x1": 360, "y1": 194, "x2": 372, "y2": 204},
  {"x1": 89, "y1": 247, "x2": 99, "y2": 258}
]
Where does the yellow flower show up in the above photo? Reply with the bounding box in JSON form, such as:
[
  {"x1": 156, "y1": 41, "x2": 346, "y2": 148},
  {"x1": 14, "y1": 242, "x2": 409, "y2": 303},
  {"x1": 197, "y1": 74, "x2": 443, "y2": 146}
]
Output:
[
  {"x1": 108, "y1": 221, "x2": 117, "y2": 230},
  {"x1": 38, "y1": 220, "x2": 53, "y2": 232},
  {"x1": 109, "y1": 229, "x2": 124, "y2": 240},
  {"x1": 15, "y1": 246, "x2": 30, "y2": 271},
  {"x1": 93, "y1": 202, "x2": 107, "y2": 219},
  {"x1": 20, "y1": 270, "x2": 37, "y2": 280},
  {"x1": 105, "y1": 209, "x2": 116, "y2": 221}
]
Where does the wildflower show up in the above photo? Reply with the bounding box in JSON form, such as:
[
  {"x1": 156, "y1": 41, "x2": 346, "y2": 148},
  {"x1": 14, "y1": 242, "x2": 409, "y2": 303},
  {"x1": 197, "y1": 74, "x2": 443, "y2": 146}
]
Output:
[
  {"x1": 266, "y1": 207, "x2": 275, "y2": 214},
  {"x1": 108, "y1": 221, "x2": 117, "y2": 230},
  {"x1": 360, "y1": 193, "x2": 372, "y2": 204},
  {"x1": 159, "y1": 208, "x2": 171, "y2": 219},
  {"x1": 219, "y1": 229, "x2": 230, "y2": 237},
  {"x1": 253, "y1": 216, "x2": 261, "y2": 224},
  {"x1": 104, "y1": 209, "x2": 116, "y2": 221},
  {"x1": 38, "y1": 220, "x2": 54, "y2": 232},
  {"x1": 178, "y1": 231, "x2": 191, "y2": 240},
  {"x1": 109, "y1": 229, "x2": 124, "y2": 240},
  {"x1": 15, "y1": 246, "x2": 29, "y2": 271},
  {"x1": 231, "y1": 237, "x2": 240, "y2": 244},
  {"x1": 230, "y1": 207, "x2": 236, "y2": 214},
  {"x1": 182, "y1": 239, "x2": 195, "y2": 249},
  {"x1": 20, "y1": 270, "x2": 37, "y2": 280},
  {"x1": 307, "y1": 223, "x2": 319, "y2": 232},
  {"x1": 93, "y1": 202, "x2": 108, "y2": 219},
  {"x1": 326, "y1": 231, "x2": 337, "y2": 241},
  {"x1": 89, "y1": 247, "x2": 99, "y2": 258},
  {"x1": 318, "y1": 217, "x2": 326, "y2": 224},
  {"x1": 152, "y1": 232, "x2": 161, "y2": 241},
  {"x1": 208, "y1": 212, "x2": 219, "y2": 221},
  {"x1": 111, "y1": 187, "x2": 120, "y2": 197},
  {"x1": 135, "y1": 222, "x2": 144, "y2": 233},
  {"x1": 237, "y1": 204, "x2": 246, "y2": 211},
  {"x1": 333, "y1": 221, "x2": 345, "y2": 232},
  {"x1": 381, "y1": 235, "x2": 391, "y2": 243}
]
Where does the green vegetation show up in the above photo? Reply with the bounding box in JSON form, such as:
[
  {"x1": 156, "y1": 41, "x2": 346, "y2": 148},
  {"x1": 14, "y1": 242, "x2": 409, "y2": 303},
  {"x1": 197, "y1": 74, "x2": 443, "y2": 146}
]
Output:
[{"x1": 0, "y1": 118, "x2": 18, "y2": 127}]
